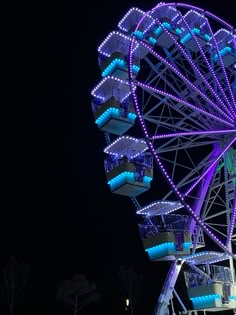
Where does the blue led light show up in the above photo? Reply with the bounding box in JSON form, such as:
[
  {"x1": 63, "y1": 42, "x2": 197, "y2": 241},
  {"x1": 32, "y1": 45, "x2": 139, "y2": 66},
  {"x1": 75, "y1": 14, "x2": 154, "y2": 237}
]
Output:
[
  {"x1": 102, "y1": 58, "x2": 140, "y2": 77},
  {"x1": 153, "y1": 22, "x2": 172, "y2": 37},
  {"x1": 134, "y1": 30, "x2": 144, "y2": 39},
  {"x1": 154, "y1": 26, "x2": 163, "y2": 37},
  {"x1": 181, "y1": 33, "x2": 191, "y2": 44},
  {"x1": 175, "y1": 28, "x2": 183, "y2": 35},
  {"x1": 180, "y1": 28, "x2": 202, "y2": 44},
  {"x1": 143, "y1": 176, "x2": 152, "y2": 184},
  {"x1": 162, "y1": 22, "x2": 172, "y2": 30},
  {"x1": 190, "y1": 294, "x2": 221, "y2": 309},
  {"x1": 146, "y1": 242, "x2": 191, "y2": 260},
  {"x1": 132, "y1": 65, "x2": 140, "y2": 74},
  {"x1": 95, "y1": 107, "x2": 119, "y2": 127},
  {"x1": 204, "y1": 34, "x2": 211, "y2": 41},
  {"x1": 192, "y1": 28, "x2": 200, "y2": 35},
  {"x1": 127, "y1": 112, "x2": 137, "y2": 121},
  {"x1": 190, "y1": 294, "x2": 221, "y2": 301},
  {"x1": 95, "y1": 107, "x2": 137, "y2": 128},
  {"x1": 108, "y1": 171, "x2": 135, "y2": 191},
  {"x1": 213, "y1": 46, "x2": 232, "y2": 62},
  {"x1": 102, "y1": 59, "x2": 126, "y2": 77},
  {"x1": 148, "y1": 37, "x2": 157, "y2": 45},
  {"x1": 108, "y1": 172, "x2": 152, "y2": 191}
]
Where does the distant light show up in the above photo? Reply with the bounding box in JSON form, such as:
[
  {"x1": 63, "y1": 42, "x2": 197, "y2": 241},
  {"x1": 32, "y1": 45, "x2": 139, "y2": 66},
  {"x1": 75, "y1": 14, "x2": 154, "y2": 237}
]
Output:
[{"x1": 125, "y1": 298, "x2": 129, "y2": 307}]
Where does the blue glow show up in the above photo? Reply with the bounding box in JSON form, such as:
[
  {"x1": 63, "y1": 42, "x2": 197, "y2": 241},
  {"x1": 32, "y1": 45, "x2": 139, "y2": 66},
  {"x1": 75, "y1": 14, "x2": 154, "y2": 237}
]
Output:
[
  {"x1": 95, "y1": 107, "x2": 136, "y2": 128},
  {"x1": 204, "y1": 34, "x2": 211, "y2": 41},
  {"x1": 190, "y1": 294, "x2": 221, "y2": 309},
  {"x1": 154, "y1": 26, "x2": 163, "y2": 37},
  {"x1": 146, "y1": 242, "x2": 191, "y2": 260},
  {"x1": 153, "y1": 22, "x2": 172, "y2": 38},
  {"x1": 175, "y1": 28, "x2": 183, "y2": 35},
  {"x1": 162, "y1": 22, "x2": 172, "y2": 30},
  {"x1": 143, "y1": 176, "x2": 152, "y2": 184},
  {"x1": 95, "y1": 107, "x2": 119, "y2": 127},
  {"x1": 132, "y1": 65, "x2": 140, "y2": 74},
  {"x1": 134, "y1": 30, "x2": 144, "y2": 39},
  {"x1": 102, "y1": 58, "x2": 140, "y2": 77},
  {"x1": 108, "y1": 171, "x2": 135, "y2": 191},
  {"x1": 181, "y1": 28, "x2": 201, "y2": 44},
  {"x1": 108, "y1": 172, "x2": 152, "y2": 191},
  {"x1": 213, "y1": 46, "x2": 232, "y2": 62},
  {"x1": 102, "y1": 59, "x2": 126, "y2": 77},
  {"x1": 192, "y1": 28, "x2": 200, "y2": 35},
  {"x1": 148, "y1": 37, "x2": 157, "y2": 45},
  {"x1": 181, "y1": 32, "x2": 191, "y2": 44},
  {"x1": 127, "y1": 112, "x2": 137, "y2": 121}
]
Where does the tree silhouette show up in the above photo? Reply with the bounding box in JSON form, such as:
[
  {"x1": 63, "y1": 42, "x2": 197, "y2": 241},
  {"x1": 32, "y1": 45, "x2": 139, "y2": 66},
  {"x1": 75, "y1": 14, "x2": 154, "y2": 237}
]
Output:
[
  {"x1": 1, "y1": 256, "x2": 30, "y2": 315},
  {"x1": 118, "y1": 266, "x2": 144, "y2": 315},
  {"x1": 57, "y1": 273, "x2": 100, "y2": 315}
]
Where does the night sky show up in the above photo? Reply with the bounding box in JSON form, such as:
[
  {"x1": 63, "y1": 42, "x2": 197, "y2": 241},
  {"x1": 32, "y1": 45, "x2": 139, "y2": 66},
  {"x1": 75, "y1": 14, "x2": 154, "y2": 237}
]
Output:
[{"x1": 5, "y1": 0, "x2": 235, "y2": 314}]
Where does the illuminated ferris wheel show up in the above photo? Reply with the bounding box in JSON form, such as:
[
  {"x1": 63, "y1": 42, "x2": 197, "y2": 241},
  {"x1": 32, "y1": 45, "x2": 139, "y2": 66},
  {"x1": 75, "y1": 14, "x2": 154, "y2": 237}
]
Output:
[{"x1": 91, "y1": 2, "x2": 236, "y2": 314}]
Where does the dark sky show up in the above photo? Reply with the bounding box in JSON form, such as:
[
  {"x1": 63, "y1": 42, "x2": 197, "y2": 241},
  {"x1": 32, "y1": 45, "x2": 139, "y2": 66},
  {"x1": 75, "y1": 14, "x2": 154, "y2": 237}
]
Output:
[{"x1": 5, "y1": 0, "x2": 235, "y2": 314}]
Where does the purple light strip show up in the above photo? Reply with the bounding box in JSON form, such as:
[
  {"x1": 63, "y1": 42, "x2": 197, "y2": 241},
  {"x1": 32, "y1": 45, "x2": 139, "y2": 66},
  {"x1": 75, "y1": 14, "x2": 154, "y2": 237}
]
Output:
[
  {"x1": 227, "y1": 186, "x2": 236, "y2": 246},
  {"x1": 152, "y1": 15, "x2": 235, "y2": 121},
  {"x1": 134, "y1": 40, "x2": 234, "y2": 124},
  {"x1": 136, "y1": 81, "x2": 234, "y2": 128},
  {"x1": 150, "y1": 129, "x2": 236, "y2": 140},
  {"x1": 128, "y1": 4, "x2": 236, "y2": 259},
  {"x1": 203, "y1": 19, "x2": 236, "y2": 117},
  {"x1": 180, "y1": 14, "x2": 235, "y2": 118},
  {"x1": 184, "y1": 137, "x2": 236, "y2": 196}
]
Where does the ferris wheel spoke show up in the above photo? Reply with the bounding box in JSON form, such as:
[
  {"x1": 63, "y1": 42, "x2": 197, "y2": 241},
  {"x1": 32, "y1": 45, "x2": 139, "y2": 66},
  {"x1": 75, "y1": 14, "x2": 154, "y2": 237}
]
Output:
[
  {"x1": 135, "y1": 80, "x2": 234, "y2": 128},
  {"x1": 204, "y1": 222, "x2": 228, "y2": 239},
  {"x1": 146, "y1": 138, "x2": 236, "y2": 259},
  {"x1": 183, "y1": 136, "x2": 236, "y2": 197},
  {"x1": 133, "y1": 40, "x2": 235, "y2": 123},
  {"x1": 175, "y1": 11, "x2": 236, "y2": 117},
  {"x1": 148, "y1": 18, "x2": 235, "y2": 121}
]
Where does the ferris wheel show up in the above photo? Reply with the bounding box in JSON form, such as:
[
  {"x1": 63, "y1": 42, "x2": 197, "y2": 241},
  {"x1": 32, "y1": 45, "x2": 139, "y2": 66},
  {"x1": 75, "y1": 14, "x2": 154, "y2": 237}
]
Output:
[{"x1": 91, "y1": 2, "x2": 236, "y2": 314}]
